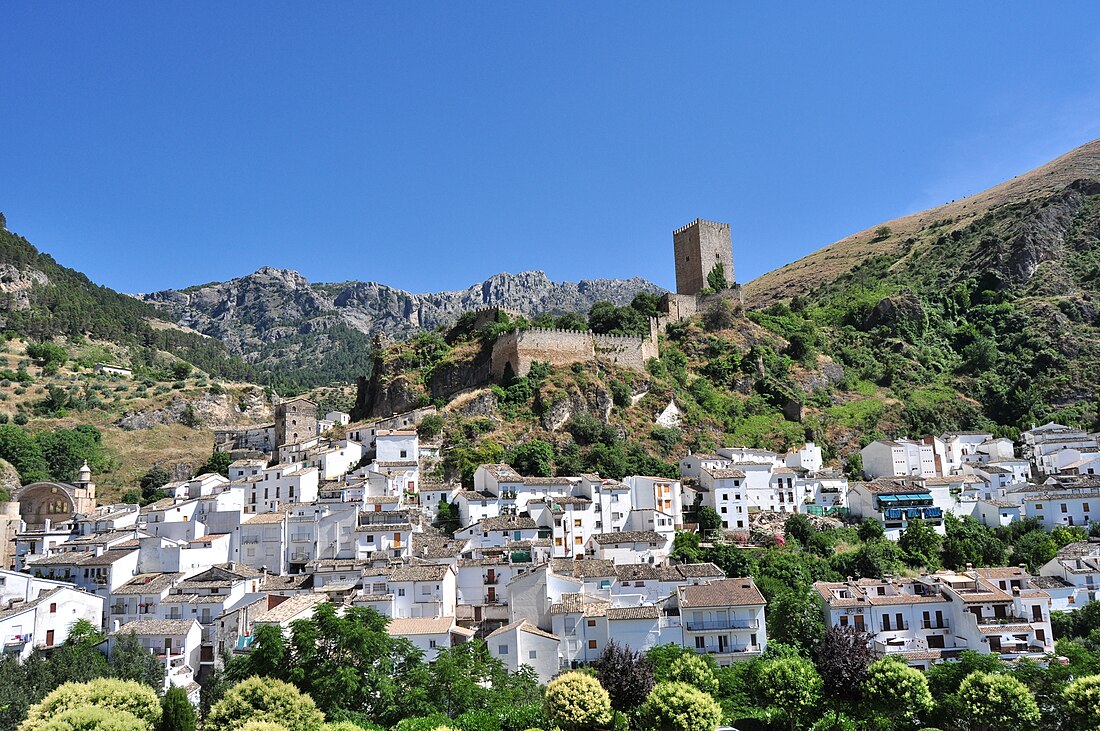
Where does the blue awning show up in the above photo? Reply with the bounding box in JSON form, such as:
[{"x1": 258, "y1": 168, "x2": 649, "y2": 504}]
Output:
[{"x1": 878, "y1": 495, "x2": 898, "y2": 502}]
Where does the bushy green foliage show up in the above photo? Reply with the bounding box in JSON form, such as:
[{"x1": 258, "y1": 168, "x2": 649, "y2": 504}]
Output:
[
  {"x1": 956, "y1": 672, "x2": 1040, "y2": 731},
  {"x1": 199, "y1": 450, "x2": 232, "y2": 478},
  {"x1": 1061, "y1": 674, "x2": 1100, "y2": 731},
  {"x1": 862, "y1": 657, "x2": 933, "y2": 726},
  {"x1": 108, "y1": 633, "x2": 165, "y2": 689},
  {"x1": 637, "y1": 682, "x2": 722, "y2": 731},
  {"x1": 756, "y1": 655, "x2": 822, "y2": 731},
  {"x1": 666, "y1": 655, "x2": 718, "y2": 695},
  {"x1": 22, "y1": 679, "x2": 161, "y2": 731},
  {"x1": 32, "y1": 707, "x2": 147, "y2": 731},
  {"x1": 0, "y1": 424, "x2": 109, "y2": 484},
  {"x1": 206, "y1": 677, "x2": 325, "y2": 731},
  {"x1": 542, "y1": 673, "x2": 611, "y2": 731}
]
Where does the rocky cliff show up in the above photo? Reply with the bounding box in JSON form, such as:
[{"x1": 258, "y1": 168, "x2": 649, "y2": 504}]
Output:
[{"x1": 138, "y1": 269, "x2": 662, "y2": 387}]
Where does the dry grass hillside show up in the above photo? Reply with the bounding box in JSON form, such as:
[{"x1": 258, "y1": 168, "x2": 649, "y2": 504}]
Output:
[
  {"x1": 744, "y1": 137, "x2": 1100, "y2": 307},
  {"x1": 0, "y1": 336, "x2": 276, "y2": 500}
]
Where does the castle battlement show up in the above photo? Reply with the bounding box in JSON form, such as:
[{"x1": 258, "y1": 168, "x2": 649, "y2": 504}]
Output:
[{"x1": 673, "y1": 218, "x2": 730, "y2": 236}]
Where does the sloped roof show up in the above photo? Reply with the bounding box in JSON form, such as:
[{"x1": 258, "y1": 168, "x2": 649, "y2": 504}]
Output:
[{"x1": 678, "y1": 578, "x2": 765, "y2": 608}]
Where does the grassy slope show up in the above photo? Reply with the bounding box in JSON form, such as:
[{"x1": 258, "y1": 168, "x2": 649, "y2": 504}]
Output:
[{"x1": 744, "y1": 137, "x2": 1100, "y2": 307}]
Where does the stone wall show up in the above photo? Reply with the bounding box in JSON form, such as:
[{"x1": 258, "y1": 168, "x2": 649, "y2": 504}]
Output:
[
  {"x1": 490, "y1": 319, "x2": 658, "y2": 379},
  {"x1": 657, "y1": 287, "x2": 744, "y2": 328},
  {"x1": 0, "y1": 501, "x2": 19, "y2": 570}
]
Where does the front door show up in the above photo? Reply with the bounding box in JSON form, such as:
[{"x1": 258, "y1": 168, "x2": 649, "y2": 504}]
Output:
[
  {"x1": 1032, "y1": 605, "x2": 1042, "y2": 621},
  {"x1": 718, "y1": 635, "x2": 727, "y2": 653},
  {"x1": 487, "y1": 587, "x2": 496, "y2": 603},
  {"x1": 854, "y1": 614, "x2": 865, "y2": 631},
  {"x1": 45, "y1": 629, "x2": 54, "y2": 646}
]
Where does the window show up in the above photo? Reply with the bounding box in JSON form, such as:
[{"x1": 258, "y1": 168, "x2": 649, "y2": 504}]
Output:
[
  {"x1": 720, "y1": 507, "x2": 727, "y2": 514},
  {"x1": 1035, "y1": 504, "x2": 1043, "y2": 510},
  {"x1": 695, "y1": 636, "x2": 705, "y2": 649},
  {"x1": 588, "y1": 640, "x2": 597, "y2": 649},
  {"x1": 49, "y1": 603, "x2": 56, "y2": 613},
  {"x1": 574, "y1": 519, "x2": 582, "y2": 527},
  {"x1": 587, "y1": 619, "x2": 596, "y2": 627},
  {"x1": 397, "y1": 588, "x2": 405, "y2": 597},
  {"x1": 498, "y1": 644, "x2": 509, "y2": 655},
  {"x1": 574, "y1": 537, "x2": 582, "y2": 545},
  {"x1": 429, "y1": 640, "x2": 437, "y2": 648},
  {"x1": 529, "y1": 650, "x2": 537, "y2": 659},
  {"x1": 400, "y1": 450, "x2": 407, "y2": 458},
  {"x1": 1062, "y1": 504, "x2": 1068, "y2": 513}
]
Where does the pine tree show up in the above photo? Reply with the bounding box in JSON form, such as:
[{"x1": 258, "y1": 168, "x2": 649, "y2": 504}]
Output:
[{"x1": 161, "y1": 686, "x2": 197, "y2": 731}]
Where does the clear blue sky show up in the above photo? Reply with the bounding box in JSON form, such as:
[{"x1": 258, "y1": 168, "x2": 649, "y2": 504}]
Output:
[{"x1": 3, "y1": 3, "x2": 1100, "y2": 294}]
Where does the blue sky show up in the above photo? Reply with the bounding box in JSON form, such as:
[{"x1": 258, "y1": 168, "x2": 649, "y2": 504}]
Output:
[{"x1": 2, "y1": 3, "x2": 1100, "y2": 294}]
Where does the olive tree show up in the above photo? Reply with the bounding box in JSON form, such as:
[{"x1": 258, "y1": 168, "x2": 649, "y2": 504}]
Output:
[
  {"x1": 1062, "y1": 674, "x2": 1100, "y2": 731},
  {"x1": 862, "y1": 657, "x2": 932, "y2": 728}
]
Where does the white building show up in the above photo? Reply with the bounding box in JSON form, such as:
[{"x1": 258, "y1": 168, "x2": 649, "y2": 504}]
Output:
[
  {"x1": 0, "y1": 580, "x2": 103, "y2": 659},
  {"x1": 487, "y1": 619, "x2": 561, "y2": 683},
  {"x1": 677, "y1": 578, "x2": 767, "y2": 665},
  {"x1": 1039, "y1": 541, "x2": 1100, "y2": 610},
  {"x1": 861, "y1": 439, "x2": 941, "y2": 479},
  {"x1": 815, "y1": 567, "x2": 1054, "y2": 670},
  {"x1": 386, "y1": 615, "x2": 474, "y2": 661}
]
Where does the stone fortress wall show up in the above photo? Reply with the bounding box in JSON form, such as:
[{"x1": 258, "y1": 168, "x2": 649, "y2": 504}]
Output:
[
  {"x1": 491, "y1": 318, "x2": 659, "y2": 379},
  {"x1": 487, "y1": 217, "x2": 739, "y2": 381}
]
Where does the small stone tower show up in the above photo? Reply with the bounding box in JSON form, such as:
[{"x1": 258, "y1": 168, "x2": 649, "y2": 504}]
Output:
[
  {"x1": 274, "y1": 397, "x2": 318, "y2": 447},
  {"x1": 673, "y1": 219, "x2": 734, "y2": 295}
]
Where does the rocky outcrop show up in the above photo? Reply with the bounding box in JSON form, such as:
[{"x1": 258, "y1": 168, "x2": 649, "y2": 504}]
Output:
[
  {"x1": 0, "y1": 265, "x2": 48, "y2": 311},
  {"x1": 139, "y1": 268, "x2": 663, "y2": 354},
  {"x1": 861, "y1": 290, "x2": 926, "y2": 337},
  {"x1": 118, "y1": 392, "x2": 274, "y2": 431}
]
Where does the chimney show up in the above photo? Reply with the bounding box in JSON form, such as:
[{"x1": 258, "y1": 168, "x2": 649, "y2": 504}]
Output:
[{"x1": 966, "y1": 563, "x2": 974, "y2": 571}]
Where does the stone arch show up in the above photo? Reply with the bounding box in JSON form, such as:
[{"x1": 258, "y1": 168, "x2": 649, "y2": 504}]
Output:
[{"x1": 13, "y1": 482, "x2": 77, "y2": 529}]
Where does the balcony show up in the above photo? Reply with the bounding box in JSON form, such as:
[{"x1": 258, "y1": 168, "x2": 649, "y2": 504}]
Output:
[
  {"x1": 685, "y1": 618, "x2": 759, "y2": 632},
  {"x1": 921, "y1": 619, "x2": 950, "y2": 629},
  {"x1": 484, "y1": 575, "x2": 499, "y2": 585},
  {"x1": 976, "y1": 615, "x2": 1029, "y2": 625},
  {"x1": 110, "y1": 605, "x2": 128, "y2": 615},
  {"x1": 693, "y1": 644, "x2": 760, "y2": 656},
  {"x1": 879, "y1": 622, "x2": 910, "y2": 632},
  {"x1": 4, "y1": 633, "x2": 31, "y2": 650}
]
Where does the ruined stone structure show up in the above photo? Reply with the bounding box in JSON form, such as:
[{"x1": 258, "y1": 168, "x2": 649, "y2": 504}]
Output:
[
  {"x1": 0, "y1": 501, "x2": 19, "y2": 569},
  {"x1": 490, "y1": 319, "x2": 659, "y2": 379},
  {"x1": 469, "y1": 306, "x2": 522, "y2": 330},
  {"x1": 14, "y1": 462, "x2": 97, "y2": 531},
  {"x1": 673, "y1": 219, "x2": 735, "y2": 295},
  {"x1": 274, "y1": 397, "x2": 317, "y2": 447}
]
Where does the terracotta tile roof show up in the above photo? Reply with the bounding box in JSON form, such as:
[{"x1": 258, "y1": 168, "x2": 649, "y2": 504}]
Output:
[
  {"x1": 591, "y1": 531, "x2": 666, "y2": 545},
  {"x1": 480, "y1": 464, "x2": 523, "y2": 482},
  {"x1": 550, "y1": 592, "x2": 610, "y2": 617},
  {"x1": 111, "y1": 573, "x2": 182, "y2": 595},
  {"x1": 481, "y1": 515, "x2": 538, "y2": 531},
  {"x1": 678, "y1": 578, "x2": 765, "y2": 608},
  {"x1": 702, "y1": 468, "x2": 747, "y2": 480},
  {"x1": 387, "y1": 616, "x2": 457, "y2": 635},
  {"x1": 487, "y1": 619, "x2": 559, "y2": 642},
  {"x1": 253, "y1": 594, "x2": 327, "y2": 624},
  {"x1": 608, "y1": 605, "x2": 661, "y2": 620},
  {"x1": 111, "y1": 619, "x2": 197, "y2": 636},
  {"x1": 388, "y1": 564, "x2": 451, "y2": 582},
  {"x1": 550, "y1": 559, "x2": 616, "y2": 578}
]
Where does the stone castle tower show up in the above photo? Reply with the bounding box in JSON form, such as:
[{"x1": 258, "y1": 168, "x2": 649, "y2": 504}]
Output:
[
  {"x1": 274, "y1": 397, "x2": 318, "y2": 447},
  {"x1": 673, "y1": 219, "x2": 734, "y2": 295}
]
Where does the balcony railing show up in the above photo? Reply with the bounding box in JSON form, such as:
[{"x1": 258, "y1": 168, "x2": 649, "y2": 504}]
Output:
[
  {"x1": 879, "y1": 622, "x2": 910, "y2": 632},
  {"x1": 685, "y1": 618, "x2": 759, "y2": 631},
  {"x1": 976, "y1": 615, "x2": 1029, "y2": 625},
  {"x1": 484, "y1": 575, "x2": 499, "y2": 585},
  {"x1": 693, "y1": 644, "x2": 759, "y2": 655},
  {"x1": 110, "y1": 605, "x2": 127, "y2": 615},
  {"x1": 921, "y1": 619, "x2": 950, "y2": 629}
]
